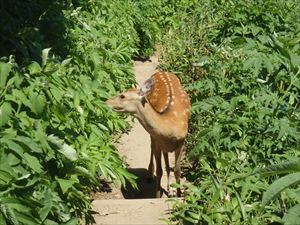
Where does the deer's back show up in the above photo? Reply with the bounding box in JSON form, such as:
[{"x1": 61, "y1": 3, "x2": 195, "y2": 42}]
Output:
[{"x1": 146, "y1": 72, "x2": 190, "y2": 141}]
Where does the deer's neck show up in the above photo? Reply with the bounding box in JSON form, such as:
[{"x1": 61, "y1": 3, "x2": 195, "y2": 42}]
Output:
[{"x1": 135, "y1": 101, "x2": 163, "y2": 136}]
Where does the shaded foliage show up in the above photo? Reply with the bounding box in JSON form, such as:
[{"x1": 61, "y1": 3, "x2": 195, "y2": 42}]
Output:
[
  {"x1": 159, "y1": 0, "x2": 300, "y2": 224},
  {"x1": 0, "y1": 0, "x2": 159, "y2": 224}
]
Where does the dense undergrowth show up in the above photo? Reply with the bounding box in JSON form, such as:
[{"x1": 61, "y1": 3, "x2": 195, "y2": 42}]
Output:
[
  {"x1": 1, "y1": 0, "x2": 300, "y2": 224},
  {"x1": 0, "y1": 1, "x2": 160, "y2": 224},
  {"x1": 159, "y1": 0, "x2": 300, "y2": 224}
]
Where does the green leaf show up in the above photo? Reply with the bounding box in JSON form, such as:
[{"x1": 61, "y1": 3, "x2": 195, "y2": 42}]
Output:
[
  {"x1": 0, "y1": 203, "x2": 19, "y2": 225},
  {"x1": 0, "y1": 62, "x2": 12, "y2": 88},
  {"x1": 289, "y1": 95, "x2": 295, "y2": 105},
  {"x1": 38, "y1": 190, "x2": 53, "y2": 222},
  {"x1": 234, "y1": 191, "x2": 246, "y2": 221},
  {"x1": 0, "y1": 169, "x2": 14, "y2": 183},
  {"x1": 56, "y1": 178, "x2": 75, "y2": 194},
  {"x1": 11, "y1": 89, "x2": 30, "y2": 107},
  {"x1": 262, "y1": 172, "x2": 300, "y2": 207},
  {"x1": 61, "y1": 58, "x2": 72, "y2": 66},
  {"x1": 23, "y1": 153, "x2": 43, "y2": 173},
  {"x1": 62, "y1": 218, "x2": 80, "y2": 225},
  {"x1": 14, "y1": 136, "x2": 43, "y2": 153},
  {"x1": 0, "y1": 213, "x2": 7, "y2": 225},
  {"x1": 253, "y1": 158, "x2": 300, "y2": 176},
  {"x1": 13, "y1": 210, "x2": 40, "y2": 225},
  {"x1": 283, "y1": 204, "x2": 300, "y2": 225},
  {"x1": 0, "y1": 139, "x2": 24, "y2": 157},
  {"x1": 43, "y1": 219, "x2": 59, "y2": 225},
  {"x1": 0, "y1": 102, "x2": 12, "y2": 127},
  {"x1": 49, "y1": 85, "x2": 63, "y2": 102},
  {"x1": 75, "y1": 166, "x2": 97, "y2": 183},
  {"x1": 61, "y1": 143, "x2": 78, "y2": 161},
  {"x1": 42, "y1": 48, "x2": 51, "y2": 67},
  {"x1": 29, "y1": 92, "x2": 46, "y2": 115},
  {"x1": 27, "y1": 61, "x2": 41, "y2": 75},
  {"x1": 47, "y1": 135, "x2": 78, "y2": 161}
]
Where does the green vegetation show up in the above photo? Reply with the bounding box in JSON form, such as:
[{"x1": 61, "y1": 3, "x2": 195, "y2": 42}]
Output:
[
  {"x1": 1, "y1": 0, "x2": 300, "y2": 224},
  {"x1": 0, "y1": 0, "x2": 159, "y2": 224},
  {"x1": 159, "y1": 0, "x2": 300, "y2": 224}
]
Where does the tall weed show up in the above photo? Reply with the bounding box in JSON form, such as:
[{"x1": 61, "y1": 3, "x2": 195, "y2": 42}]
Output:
[
  {"x1": 160, "y1": 0, "x2": 300, "y2": 224},
  {"x1": 0, "y1": 0, "x2": 158, "y2": 224}
]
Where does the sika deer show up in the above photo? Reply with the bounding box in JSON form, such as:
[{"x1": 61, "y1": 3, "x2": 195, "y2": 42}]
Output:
[{"x1": 106, "y1": 72, "x2": 190, "y2": 198}]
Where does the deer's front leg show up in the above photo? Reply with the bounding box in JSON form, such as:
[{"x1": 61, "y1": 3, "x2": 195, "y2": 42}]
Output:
[
  {"x1": 152, "y1": 139, "x2": 162, "y2": 198},
  {"x1": 154, "y1": 149, "x2": 162, "y2": 198},
  {"x1": 174, "y1": 143, "x2": 184, "y2": 197},
  {"x1": 148, "y1": 137, "x2": 155, "y2": 182},
  {"x1": 163, "y1": 152, "x2": 170, "y2": 195}
]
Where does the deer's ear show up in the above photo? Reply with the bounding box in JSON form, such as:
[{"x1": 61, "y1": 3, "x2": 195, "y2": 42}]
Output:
[{"x1": 139, "y1": 77, "x2": 155, "y2": 98}]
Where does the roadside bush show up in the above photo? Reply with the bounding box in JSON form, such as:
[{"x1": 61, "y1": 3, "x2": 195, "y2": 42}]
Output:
[
  {"x1": 0, "y1": 0, "x2": 159, "y2": 224},
  {"x1": 159, "y1": 0, "x2": 300, "y2": 224}
]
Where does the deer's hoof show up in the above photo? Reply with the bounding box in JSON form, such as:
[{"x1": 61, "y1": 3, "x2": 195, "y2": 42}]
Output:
[{"x1": 155, "y1": 189, "x2": 163, "y2": 198}]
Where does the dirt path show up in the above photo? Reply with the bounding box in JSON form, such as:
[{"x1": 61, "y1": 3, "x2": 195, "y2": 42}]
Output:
[{"x1": 91, "y1": 56, "x2": 177, "y2": 224}]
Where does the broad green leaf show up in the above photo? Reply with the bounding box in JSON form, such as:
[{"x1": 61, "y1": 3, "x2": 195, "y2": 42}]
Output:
[
  {"x1": 0, "y1": 213, "x2": 7, "y2": 225},
  {"x1": 73, "y1": 91, "x2": 80, "y2": 108},
  {"x1": 283, "y1": 204, "x2": 300, "y2": 225},
  {"x1": 61, "y1": 58, "x2": 72, "y2": 66},
  {"x1": 61, "y1": 143, "x2": 78, "y2": 161},
  {"x1": 243, "y1": 57, "x2": 256, "y2": 71},
  {"x1": 289, "y1": 95, "x2": 295, "y2": 105},
  {"x1": 14, "y1": 136, "x2": 42, "y2": 153},
  {"x1": 11, "y1": 89, "x2": 30, "y2": 107},
  {"x1": 0, "y1": 139, "x2": 24, "y2": 157},
  {"x1": 262, "y1": 172, "x2": 300, "y2": 207},
  {"x1": 202, "y1": 214, "x2": 212, "y2": 224},
  {"x1": 43, "y1": 219, "x2": 59, "y2": 225},
  {"x1": 27, "y1": 61, "x2": 41, "y2": 75},
  {"x1": 0, "y1": 102, "x2": 12, "y2": 127},
  {"x1": 278, "y1": 118, "x2": 291, "y2": 139},
  {"x1": 0, "y1": 62, "x2": 12, "y2": 88},
  {"x1": 187, "y1": 211, "x2": 200, "y2": 221},
  {"x1": 234, "y1": 191, "x2": 246, "y2": 221},
  {"x1": 290, "y1": 54, "x2": 300, "y2": 68},
  {"x1": 49, "y1": 84, "x2": 63, "y2": 102},
  {"x1": 56, "y1": 178, "x2": 75, "y2": 194},
  {"x1": 75, "y1": 166, "x2": 97, "y2": 183},
  {"x1": 1, "y1": 203, "x2": 19, "y2": 225},
  {"x1": 254, "y1": 158, "x2": 300, "y2": 176},
  {"x1": 2, "y1": 198, "x2": 31, "y2": 213},
  {"x1": 0, "y1": 169, "x2": 14, "y2": 183},
  {"x1": 13, "y1": 211, "x2": 40, "y2": 225},
  {"x1": 42, "y1": 48, "x2": 51, "y2": 67},
  {"x1": 38, "y1": 189, "x2": 53, "y2": 222},
  {"x1": 47, "y1": 135, "x2": 77, "y2": 161},
  {"x1": 47, "y1": 134, "x2": 64, "y2": 146},
  {"x1": 29, "y1": 92, "x2": 46, "y2": 115},
  {"x1": 62, "y1": 218, "x2": 80, "y2": 225},
  {"x1": 23, "y1": 153, "x2": 43, "y2": 173}
]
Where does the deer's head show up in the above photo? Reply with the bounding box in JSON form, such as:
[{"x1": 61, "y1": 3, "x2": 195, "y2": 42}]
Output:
[{"x1": 106, "y1": 72, "x2": 189, "y2": 116}]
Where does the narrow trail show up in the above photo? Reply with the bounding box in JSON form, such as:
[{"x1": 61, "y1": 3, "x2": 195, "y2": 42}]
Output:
[{"x1": 91, "y1": 56, "x2": 177, "y2": 224}]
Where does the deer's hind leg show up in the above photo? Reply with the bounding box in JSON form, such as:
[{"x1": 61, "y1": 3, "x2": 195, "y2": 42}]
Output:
[
  {"x1": 163, "y1": 152, "x2": 170, "y2": 196},
  {"x1": 174, "y1": 142, "x2": 184, "y2": 197},
  {"x1": 151, "y1": 138, "x2": 163, "y2": 198},
  {"x1": 147, "y1": 138, "x2": 155, "y2": 182}
]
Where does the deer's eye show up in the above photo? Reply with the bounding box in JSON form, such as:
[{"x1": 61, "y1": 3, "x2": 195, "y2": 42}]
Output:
[{"x1": 120, "y1": 94, "x2": 125, "y2": 99}]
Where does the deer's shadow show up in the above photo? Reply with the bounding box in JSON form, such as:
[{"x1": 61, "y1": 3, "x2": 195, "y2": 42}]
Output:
[{"x1": 121, "y1": 168, "x2": 159, "y2": 199}]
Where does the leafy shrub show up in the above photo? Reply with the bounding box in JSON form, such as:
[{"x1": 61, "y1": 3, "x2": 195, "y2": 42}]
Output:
[
  {"x1": 159, "y1": 0, "x2": 300, "y2": 224},
  {"x1": 130, "y1": 0, "x2": 162, "y2": 57},
  {"x1": 0, "y1": 0, "x2": 160, "y2": 224},
  {"x1": 254, "y1": 158, "x2": 300, "y2": 225}
]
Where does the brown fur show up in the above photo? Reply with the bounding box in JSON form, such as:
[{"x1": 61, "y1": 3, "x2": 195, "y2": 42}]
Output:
[{"x1": 106, "y1": 72, "x2": 190, "y2": 197}]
